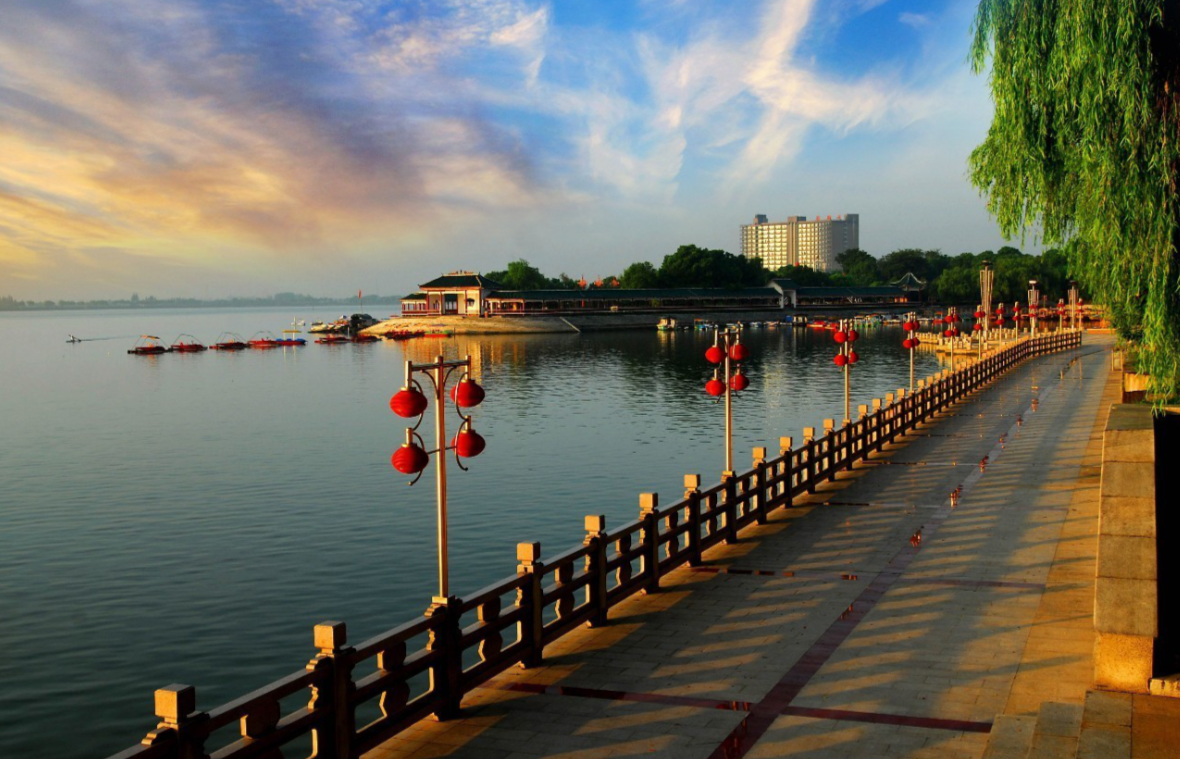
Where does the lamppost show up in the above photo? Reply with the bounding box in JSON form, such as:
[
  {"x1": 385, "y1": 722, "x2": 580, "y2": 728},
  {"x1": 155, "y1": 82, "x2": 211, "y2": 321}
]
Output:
[
  {"x1": 1068, "y1": 280, "x2": 1080, "y2": 330},
  {"x1": 972, "y1": 304, "x2": 986, "y2": 357},
  {"x1": 942, "y1": 307, "x2": 962, "y2": 364},
  {"x1": 832, "y1": 319, "x2": 860, "y2": 423},
  {"x1": 979, "y1": 260, "x2": 994, "y2": 347},
  {"x1": 704, "y1": 326, "x2": 749, "y2": 475},
  {"x1": 1027, "y1": 280, "x2": 1040, "y2": 337},
  {"x1": 1056, "y1": 298, "x2": 1066, "y2": 332},
  {"x1": 901, "y1": 311, "x2": 920, "y2": 393},
  {"x1": 389, "y1": 355, "x2": 487, "y2": 602}
]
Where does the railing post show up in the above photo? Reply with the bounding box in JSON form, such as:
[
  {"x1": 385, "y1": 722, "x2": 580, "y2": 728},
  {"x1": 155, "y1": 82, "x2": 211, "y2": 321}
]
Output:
[
  {"x1": 425, "y1": 595, "x2": 462, "y2": 720},
  {"x1": 721, "y1": 473, "x2": 739, "y2": 543},
  {"x1": 780, "y1": 437, "x2": 794, "y2": 508},
  {"x1": 684, "y1": 475, "x2": 703, "y2": 565},
  {"x1": 640, "y1": 493, "x2": 661, "y2": 593},
  {"x1": 871, "y1": 400, "x2": 882, "y2": 450},
  {"x1": 753, "y1": 447, "x2": 768, "y2": 524},
  {"x1": 516, "y1": 542, "x2": 544, "y2": 668},
  {"x1": 822, "y1": 419, "x2": 835, "y2": 481},
  {"x1": 584, "y1": 516, "x2": 608, "y2": 627},
  {"x1": 306, "y1": 621, "x2": 355, "y2": 759},
  {"x1": 143, "y1": 685, "x2": 206, "y2": 759},
  {"x1": 856, "y1": 405, "x2": 868, "y2": 464},
  {"x1": 804, "y1": 427, "x2": 816, "y2": 493}
]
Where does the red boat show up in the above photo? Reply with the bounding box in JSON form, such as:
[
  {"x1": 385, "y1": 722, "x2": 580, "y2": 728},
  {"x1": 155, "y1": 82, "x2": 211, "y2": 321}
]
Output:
[
  {"x1": 275, "y1": 329, "x2": 307, "y2": 346},
  {"x1": 249, "y1": 330, "x2": 280, "y2": 348},
  {"x1": 210, "y1": 332, "x2": 248, "y2": 350},
  {"x1": 351, "y1": 334, "x2": 379, "y2": 343},
  {"x1": 128, "y1": 335, "x2": 168, "y2": 355},
  {"x1": 315, "y1": 334, "x2": 349, "y2": 344},
  {"x1": 170, "y1": 334, "x2": 206, "y2": 352}
]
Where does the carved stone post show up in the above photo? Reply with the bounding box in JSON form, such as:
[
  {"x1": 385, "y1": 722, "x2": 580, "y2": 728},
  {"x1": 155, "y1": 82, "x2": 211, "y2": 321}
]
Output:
[
  {"x1": 425, "y1": 596, "x2": 462, "y2": 720},
  {"x1": 721, "y1": 475, "x2": 738, "y2": 544},
  {"x1": 856, "y1": 405, "x2": 868, "y2": 464},
  {"x1": 584, "y1": 516, "x2": 608, "y2": 627},
  {"x1": 306, "y1": 621, "x2": 355, "y2": 759},
  {"x1": 823, "y1": 419, "x2": 835, "y2": 480},
  {"x1": 143, "y1": 684, "x2": 207, "y2": 759},
  {"x1": 516, "y1": 542, "x2": 544, "y2": 668},
  {"x1": 684, "y1": 475, "x2": 702, "y2": 566},
  {"x1": 779, "y1": 437, "x2": 794, "y2": 509},
  {"x1": 640, "y1": 493, "x2": 661, "y2": 593},
  {"x1": 753, "y1": 447, "x2": 768, "y2": 525},
  {"x1": 804, "y1": 427, "x2": 817, "y2": 493}
]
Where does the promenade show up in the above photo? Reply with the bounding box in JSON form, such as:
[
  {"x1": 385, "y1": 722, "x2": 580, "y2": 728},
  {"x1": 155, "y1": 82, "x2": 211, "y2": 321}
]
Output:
[{"x1": 366, "y1": 335, "x2": 1176, "y2": 759}]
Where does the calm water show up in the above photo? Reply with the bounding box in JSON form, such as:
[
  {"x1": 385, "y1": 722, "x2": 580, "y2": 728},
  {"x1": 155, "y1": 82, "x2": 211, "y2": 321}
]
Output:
[{"x1": 0, "y1": 308, "x2": 943, "y2": 758}]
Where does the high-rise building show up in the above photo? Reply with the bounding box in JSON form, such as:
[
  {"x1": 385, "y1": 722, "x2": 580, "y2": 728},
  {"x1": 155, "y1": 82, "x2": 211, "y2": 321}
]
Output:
[{"x1": 740, "y1": 213, "x2": 859, "y2": 273}]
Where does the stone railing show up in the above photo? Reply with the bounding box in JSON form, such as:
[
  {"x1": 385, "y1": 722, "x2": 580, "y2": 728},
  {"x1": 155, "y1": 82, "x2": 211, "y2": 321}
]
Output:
[{"x1": 106, "y1": 330, "x2": 1082, "y2": 759}]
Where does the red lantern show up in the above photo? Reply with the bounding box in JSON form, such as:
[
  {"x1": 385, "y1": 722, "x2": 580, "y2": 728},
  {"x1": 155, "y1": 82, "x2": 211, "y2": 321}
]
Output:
[
  {"x1": 848, "y1": 329, "x2": 859, "y2": 342},
  {"x1": 390, "y1": 386, "x2": 428, "y2": 418},
  {"x1": 848, "y1": 351, "x2": 859, "y2": 364},
  {"x1": 453, "y1": 428, "x2": 486, "y2": 458},
  {"x1": 705, "y1": 378, "x2": 726, "y2": 396},
  {"x1": 912, "y1": 337, "x2": 921, "y2": 347},
  {"x1": 705, "y1": 345, "x2": 725, "y2": 364},
  {"x1": 833, "y1": 330, "x2": 847, "y2": 343},
  {"x1": 450, "y1": 379, "x2": 485, "y2": 408},
  {"x1": 903, "y1": 338, "x2": 914, "y2": 349},
  {"x1": 729, "y1": 343, "x2": 749, "y2": 362},
  {"x1": 391, "y1": 443, "x2": 429, "y2": 474},
  {"x1": 973, "y1": 323, "x2": 983, "y2": 331},
  {"x1": 729, "y1": 372, "x2": 749, "y2": 392},
  {"x1": 834, "y1": 354, "x2": 847, "y2": 367},
  {"x1": 996, "y1": 317, "x2": 1005, "y2": 325},
  {"x1": 943, "y1": 329, "x2": 952, "y2": 337},
  {"x1": 974, "y1": 310, "x2": 985, "y2": 319}
]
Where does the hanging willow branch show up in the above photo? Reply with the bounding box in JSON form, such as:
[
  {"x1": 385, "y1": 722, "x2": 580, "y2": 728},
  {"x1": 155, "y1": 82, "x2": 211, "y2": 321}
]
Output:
[{"x1": 969, "y1": 0, "x2": 1180, "y2": 402}]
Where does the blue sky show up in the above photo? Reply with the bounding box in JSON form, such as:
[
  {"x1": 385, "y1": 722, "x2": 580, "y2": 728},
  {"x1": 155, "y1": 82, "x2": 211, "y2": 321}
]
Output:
[{"x1": 0, "y1": 0, "x2": 1012, "y2": 299}]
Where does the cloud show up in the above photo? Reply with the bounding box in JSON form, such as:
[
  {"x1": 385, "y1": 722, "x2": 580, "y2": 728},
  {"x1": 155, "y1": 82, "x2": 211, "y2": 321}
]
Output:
[{"x1": 899, "y1": 12, "x2": 931, "y2": 28}]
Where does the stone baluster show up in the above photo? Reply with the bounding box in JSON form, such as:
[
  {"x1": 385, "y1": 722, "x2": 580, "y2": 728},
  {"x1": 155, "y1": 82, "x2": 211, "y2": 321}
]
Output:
[
  {"x1": 684, "y1": 475, "x2": 702, "y2": 566},
  {"x1": 516, "y1": 542, "x2": 543, "y2": 668},
  {"x1": 306, "y1": 621, "x2": 355, "y2": 759},
  {"x1": 639, "y1": 493, "x2": 661, "y2": 593},
  {"x1": 584, "y1": 515, "x2": 608, "y2": 627}
]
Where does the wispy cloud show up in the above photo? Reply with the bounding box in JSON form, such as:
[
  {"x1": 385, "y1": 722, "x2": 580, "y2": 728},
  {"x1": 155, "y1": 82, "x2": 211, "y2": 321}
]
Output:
[{"x1": 899, "y1": 11, "x2": 932, "y2": 28}]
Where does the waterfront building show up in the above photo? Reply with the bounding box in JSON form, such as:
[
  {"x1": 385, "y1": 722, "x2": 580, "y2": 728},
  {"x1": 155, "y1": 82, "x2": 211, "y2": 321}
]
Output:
[
  {"x1": 740, "y1": 213, "x2": 860, "y2": 273},
  {"x1": 403, "y1": 271, "x2": 503, "y2": 316}
]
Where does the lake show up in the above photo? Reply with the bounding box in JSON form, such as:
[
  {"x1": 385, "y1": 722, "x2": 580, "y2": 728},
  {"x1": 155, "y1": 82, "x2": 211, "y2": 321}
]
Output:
[{"x1": 0, "y1": 307, "x2": 944, "y2": 758}]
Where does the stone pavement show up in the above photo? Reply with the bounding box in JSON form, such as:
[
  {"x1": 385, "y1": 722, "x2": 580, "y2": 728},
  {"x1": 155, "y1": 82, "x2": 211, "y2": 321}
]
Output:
[{"x1": 366, "y1": 335, "x2": 1172, "y2": 759}]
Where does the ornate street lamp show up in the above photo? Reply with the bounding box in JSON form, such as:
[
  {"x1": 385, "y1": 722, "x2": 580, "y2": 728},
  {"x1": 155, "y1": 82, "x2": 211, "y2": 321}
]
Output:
[
  {"x1": 979, "y1": 260, "x2": 994, "y2": 347},
  {"x1": 1027, "y1": 280, "x2": 1040, "y2": 336},
  {"x1": 389, "y1": 355, "x2": 487, "y2": 602},
  {"x1": 832, "y1": 319, "x2": 860, "y2": 423},
  {"x1": 901, "y1": 311, "x2": 920, "y2": 393},
  {"x1": 704, "y1": 326, "x2": 750, "y2": 475},
  {"x1": 1056, "y1": 298, "x2": 1066, "y2": 332},
  {"x1": 943, "y1": 306, "x2": 962, "y2": 363},
  {"x1": 972, "y1": 304, "x2": 986, "y2": 357},
  {"x1": 1068, "y1": 280, "x2": 1080, "y2": 330}
]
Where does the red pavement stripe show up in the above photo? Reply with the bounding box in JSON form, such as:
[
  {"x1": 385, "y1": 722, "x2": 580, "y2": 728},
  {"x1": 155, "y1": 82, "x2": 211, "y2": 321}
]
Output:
[
  {"x1": 895, "y1": 577, "x2": 1045, "y2": 590},
  {"x1": 496, "y1": 682, "x2": 752, "y2": 711},
  {"x1": 780, "y1": 706, "x2": 993, "y2": 733}
]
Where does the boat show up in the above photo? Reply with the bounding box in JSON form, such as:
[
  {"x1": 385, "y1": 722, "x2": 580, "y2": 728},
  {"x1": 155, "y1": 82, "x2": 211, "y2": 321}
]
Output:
[
  {"x1": 170, "y1": 334, "x2": 207, "y2": 352},
  {"x1": 248, "y1": 331, "x2": 280, "y2": 348},
  {"x1": 275, "y1": 329, "x2": 307, "y2": 346},
  {"x1": 128, "y1": 335, "x2": 168, "y2": 355},
  {"x1": 351, "y1": 334, "x2": 379, "y2": 343},
  {"x1": 315, "y1": 334, "x2": 350, "y2": 344},
  {"x1": 656, "y1": 317, "x2": 678, "y2": 332},
  {"x1": 210, "y1": 332, "x2": 248, "y2": 350},
  {"x1": 381, "y1": 330, "x2": 425, "y2": 341},
  {"x1": 291, "y1": 318, "x2": 307, "y2": 328},
  {"x1": 66, "y1": 335, "x2": 81, "y2": 344}
]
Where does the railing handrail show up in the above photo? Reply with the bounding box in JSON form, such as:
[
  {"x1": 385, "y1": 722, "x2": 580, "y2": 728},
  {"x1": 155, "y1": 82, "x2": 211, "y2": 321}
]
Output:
[{"x1": 105, "y1": 329, "x2": 1082, "y2": 759}]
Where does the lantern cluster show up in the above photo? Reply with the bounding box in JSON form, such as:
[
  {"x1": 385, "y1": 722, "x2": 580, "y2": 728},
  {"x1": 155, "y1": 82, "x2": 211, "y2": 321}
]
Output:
[
  {"x1": 972, "y1": 305, "x2": 986, "y2": 332},
  {"x1": 994, "y1": 303, "x2": 1006, "y2": 327},
  {"x1": 833, "y1": 321, "x2": 860, "y2": 367},
  {"x1": 901, "y1": 317, "x2": 921, "y2": 350},
  {"x1": 704, "y1": 332, "x2": 749, "y2": 395},
  {"x1": 389, "y1": 374, "x2": 487, "y2": 475},
  {"x1": 941, "y1": 308, "x2": 962, "y2": 338}
]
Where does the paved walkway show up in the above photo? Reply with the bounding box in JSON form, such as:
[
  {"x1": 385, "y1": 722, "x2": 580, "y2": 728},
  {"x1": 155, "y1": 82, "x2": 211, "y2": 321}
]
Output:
[{"x1": 366, "y1": 335, "x2": 1167, "y2": 759}]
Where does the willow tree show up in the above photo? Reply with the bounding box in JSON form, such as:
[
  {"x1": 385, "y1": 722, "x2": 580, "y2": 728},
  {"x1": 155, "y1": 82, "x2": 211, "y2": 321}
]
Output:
[{"x1": 969, "y1": 0, "x2": 1180, "y2": 399}]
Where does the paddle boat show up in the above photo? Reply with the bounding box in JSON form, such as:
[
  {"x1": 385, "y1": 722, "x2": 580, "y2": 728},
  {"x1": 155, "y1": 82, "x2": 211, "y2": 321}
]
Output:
[
  {"x1": 275, "y1": 329, "x2": 307, "y2": 346},
  {"x1": 128, "y1": 335, "x2": 168, "y2": 355},
  {"x1": 248, "y1": 331, "x2": 280, "y2": 348},
  {"x1": 170, "y1": 334, "x2": 207, "y2": 352},
  {"x1": 315, "y1": 334, "x2": 349, "y2": 344},
  {"x1": 210, "y1": 332, "x2": 248, "y2": 350}
]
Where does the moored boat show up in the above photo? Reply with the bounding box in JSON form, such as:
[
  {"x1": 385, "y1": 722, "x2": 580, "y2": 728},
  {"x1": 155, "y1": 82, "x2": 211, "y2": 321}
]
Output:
[
  {"x1": 351, "y1": 334, "x2": 379, "y2": 343},
  {"x1": 249, "y1": 331, "x2": 280, "y2": 348},
  {"x1": 170, "y1": 334, "x2": 206, "y2": 352},
  {"x1": 315, "y1": 334, "x2": 349, "y2": 344},
  {"x1": 275, "y1": 329, "x2": 307, "y2": 346},
  {"x1": 128, "y1": 335, "x2": 168, "y2": 355},
  {"x1": 210, "y1": 332, "x2": 248, "y2": 350}
]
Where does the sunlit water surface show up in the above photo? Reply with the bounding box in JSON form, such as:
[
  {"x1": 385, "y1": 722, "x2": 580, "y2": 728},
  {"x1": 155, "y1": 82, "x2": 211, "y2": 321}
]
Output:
[{"x1": 0, "y1": 308, "x2": 945, "y2": 758}]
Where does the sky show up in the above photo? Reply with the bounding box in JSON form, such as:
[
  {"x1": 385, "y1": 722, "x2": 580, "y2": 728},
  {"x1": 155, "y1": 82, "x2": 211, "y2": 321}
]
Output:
[{"x1": 0, "y1": 0, "x2": 1013, "y2": 300}]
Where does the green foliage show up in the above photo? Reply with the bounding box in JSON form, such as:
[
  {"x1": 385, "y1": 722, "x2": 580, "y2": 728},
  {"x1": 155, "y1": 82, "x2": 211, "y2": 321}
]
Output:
[
  {"x1": 970, "y1": 0, "x2": 1180, "y2": 399},
  {"x1": 771, "y1": 264, "x2": 835, "y2": 286},
  {"x1": 835, "y1": 248, "x2": 880, "y2": 286},
  {"x1": 658, "y1": 245, "x2": 765, "y2": 289},
  {"x1": 620, "y1": 261, "x2": 661, "y2": 289}
]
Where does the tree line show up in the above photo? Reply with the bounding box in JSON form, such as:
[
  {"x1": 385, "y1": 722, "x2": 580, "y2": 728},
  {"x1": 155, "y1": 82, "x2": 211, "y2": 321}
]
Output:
[{"x1": 484, "y1": 243, "x2": 1080, "y2": 305}]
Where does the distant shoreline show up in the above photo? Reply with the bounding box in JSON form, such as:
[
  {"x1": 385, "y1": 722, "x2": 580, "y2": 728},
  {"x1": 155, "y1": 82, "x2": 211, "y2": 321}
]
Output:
[{"x1": 0, "y1": 299, "x2": 403, "y2": 313}]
